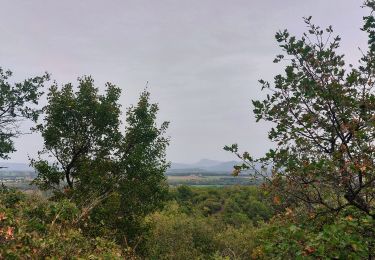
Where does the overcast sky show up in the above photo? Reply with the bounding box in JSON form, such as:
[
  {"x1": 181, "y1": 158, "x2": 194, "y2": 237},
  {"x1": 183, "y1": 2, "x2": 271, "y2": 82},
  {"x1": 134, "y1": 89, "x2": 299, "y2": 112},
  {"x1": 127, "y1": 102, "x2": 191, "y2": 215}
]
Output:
[{"x1": 0, "y1": 0, "x2": 369, "y2": 164}]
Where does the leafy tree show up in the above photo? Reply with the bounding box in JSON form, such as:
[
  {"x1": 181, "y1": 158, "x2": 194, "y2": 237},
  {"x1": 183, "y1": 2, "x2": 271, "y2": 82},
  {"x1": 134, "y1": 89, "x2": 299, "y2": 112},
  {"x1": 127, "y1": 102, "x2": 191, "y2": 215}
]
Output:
[
  {"x1": 87, "y1": 90, "x2": 170, "y2": 246},
  {"x1": 226, "y1": 1, "x2": 375, "y2": 218},
  {"x1": 32, "y1": 77, "x2": 169, "y2": 247},
  {"x1": 32, "y1": 76, "x2": 122, "y2": 192},
  {"x1": 0, "y1": 68, "x2": 49, "y2": 160}
]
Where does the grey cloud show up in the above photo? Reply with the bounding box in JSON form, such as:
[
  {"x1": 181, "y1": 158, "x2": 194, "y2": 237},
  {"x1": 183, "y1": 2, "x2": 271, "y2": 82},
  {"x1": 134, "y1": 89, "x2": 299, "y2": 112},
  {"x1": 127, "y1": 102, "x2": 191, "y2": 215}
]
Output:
[{"x1": 0, "y1": 0, "x2": 368, "y2": 163}]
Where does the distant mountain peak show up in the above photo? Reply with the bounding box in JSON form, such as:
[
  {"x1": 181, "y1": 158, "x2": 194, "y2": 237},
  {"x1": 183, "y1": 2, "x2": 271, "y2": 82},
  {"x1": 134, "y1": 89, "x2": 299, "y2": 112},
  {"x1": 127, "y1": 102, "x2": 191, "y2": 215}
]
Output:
[
  {"x1": 195, "y1": 159, "x2": 222, "y2": 168},
  {"x1": 0, "y1": 162, "x2": 32, "y2": 172},
  {"x1": 170, "y1": 159, "x2": 239, "y2": 173}
]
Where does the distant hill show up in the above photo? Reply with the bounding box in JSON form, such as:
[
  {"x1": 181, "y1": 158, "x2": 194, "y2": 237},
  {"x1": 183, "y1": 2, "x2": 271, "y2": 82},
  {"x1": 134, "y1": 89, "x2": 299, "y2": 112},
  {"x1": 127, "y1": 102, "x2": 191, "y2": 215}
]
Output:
[
  {"x1": 169, "y1": 159, "x2": 239, "y2": 174},
  {"x1": 192, "y1": 159, "x2": 224, "y2": 168},
  {"x1": 0, "y1": 162, "x2": 33, "y2": 172},
  {"x1": 204, "y1": 161, "x2": 240, "y2": 172},
  {"x1": 168, "y1": 159, "x2": 270, "y2": 176},
  {"x1": 0, "y1": 160, "x2": 239, "y2": 173},
  {"x1": 0, "y1": 160, "x2": 266, "y2": 175}
]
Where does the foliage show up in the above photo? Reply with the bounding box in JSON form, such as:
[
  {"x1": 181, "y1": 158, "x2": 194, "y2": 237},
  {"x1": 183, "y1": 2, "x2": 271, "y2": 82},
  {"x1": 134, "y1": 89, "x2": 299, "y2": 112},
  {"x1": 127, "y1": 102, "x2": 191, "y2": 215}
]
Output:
[
  {"x1": 145, "y1": 202, "x2": 215, "y2": 260},
  {"x1": 79, "y1": 90, "x2": 170, "y2": 248},
  {"x1": 144, "y1": 186, "x2": 273, "y2": 259},
  {"x1": 225, "y1": 1, "x2": 375, "y2": 218},
  {"x1": 220, "y1": 1, "x2": 375, "y2": 259},
  {"x1": 171, "y1": 185, "x2": 273, "y2": 226},
  {"x1": 31, "y1": 77, "x2": 169, "y2": 248},
  {"x1": 31, "y1": 76, "x2": 122, "y2": 191},
  {"x1": 146, "y1": 186, "x2": 373, "y2": 259},
  {"x1": 253, "y1": 209, "x2": 374, "y2": 259},
  {"x1": 145, "y1": 201, "x2": 257, "y2": 260},
  {"x1": 4, "y1": 183, "x2": 371, "y2": 259},
  {"x1": 0, "y1": 68, "x2": 49, "y2": 160},
  {"x1": 2, "y1": 185, "x2": 268, "y2": 259},
  {"x1": 167, "y1": 175, "x2": 258, "y2": 186},
  {"x1": 0, "y1": 187, "x2": 128, "y2": 259}
]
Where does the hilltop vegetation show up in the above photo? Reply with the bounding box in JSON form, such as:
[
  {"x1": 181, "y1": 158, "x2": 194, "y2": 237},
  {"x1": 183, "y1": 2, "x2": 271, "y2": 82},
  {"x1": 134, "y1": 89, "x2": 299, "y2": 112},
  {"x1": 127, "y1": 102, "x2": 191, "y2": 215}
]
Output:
[{"x1": 2, "y1": 185, "x2": 373, "y2": 259}]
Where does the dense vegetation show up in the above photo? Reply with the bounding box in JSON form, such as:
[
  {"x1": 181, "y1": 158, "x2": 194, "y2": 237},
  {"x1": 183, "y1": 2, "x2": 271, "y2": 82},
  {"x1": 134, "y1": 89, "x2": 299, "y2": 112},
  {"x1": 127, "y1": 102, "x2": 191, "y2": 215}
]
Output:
[
  {"x1": 1, "y1": 0, "x2": 375, "y2": 259},
  {"x1": 167, "y1": 175, "x2": 259, "y2": 186},
  {"x1": 2, "y1": 185, "x2": 373, "y2": 259}
]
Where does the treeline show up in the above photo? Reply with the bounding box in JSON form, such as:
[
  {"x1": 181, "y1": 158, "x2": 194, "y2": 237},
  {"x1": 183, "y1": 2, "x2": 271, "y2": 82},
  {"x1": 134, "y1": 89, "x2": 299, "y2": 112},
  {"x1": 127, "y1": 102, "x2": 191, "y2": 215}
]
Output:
[{"x1": 168, "y1": 176, "x2": 259, "y2": 186}]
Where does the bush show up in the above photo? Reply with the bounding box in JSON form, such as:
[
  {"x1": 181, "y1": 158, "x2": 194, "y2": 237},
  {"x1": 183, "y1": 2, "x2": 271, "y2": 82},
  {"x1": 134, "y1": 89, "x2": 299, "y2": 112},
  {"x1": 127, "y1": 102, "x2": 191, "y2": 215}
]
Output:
[
  {"x1": 145, "y1": 201, "x2": 259, "y2": 260},
  {"x1": 252, "y1": 209, "x2": 375, "y2": 259},
  {"x1": 0, "y1": 187, "x2": 128, "y2": 259}
]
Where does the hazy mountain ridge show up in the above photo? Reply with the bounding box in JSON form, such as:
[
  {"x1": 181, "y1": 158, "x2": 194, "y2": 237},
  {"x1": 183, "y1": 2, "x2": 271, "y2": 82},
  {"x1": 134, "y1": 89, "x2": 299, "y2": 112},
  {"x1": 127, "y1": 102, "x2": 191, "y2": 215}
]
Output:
[
  {"x1": 0, "y1": 162, "x2": 33, "y2": 172},
  {"x1": 0, "y1": 159, "x2": 254, "y2": 174},
  {"x1": 169, "y1": 159, "x2": 240, "y2": 173},
  {"x1": 169, "y1": 159, "x2": 270, "y2": 176}
]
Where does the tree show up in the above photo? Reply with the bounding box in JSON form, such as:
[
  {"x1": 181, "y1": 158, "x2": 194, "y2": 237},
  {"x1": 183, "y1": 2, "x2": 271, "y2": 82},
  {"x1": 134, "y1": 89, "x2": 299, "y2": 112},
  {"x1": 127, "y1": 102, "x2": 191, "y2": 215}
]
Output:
[
  {"x1": 32, "y1": 76, "x2": 122, "y2": 192},
  {"x1": 226, "y1": 1, "x2": 375, "y2": 218},
  {"x1": 0, "y1": 68, "x2": 49, "y2": 160},
  {"x1": 87, "y1": 90, "x2": 170, "y2": 247},
  {"x1": 32, "y1": 77, "x2": 169, "y2": 247}
]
